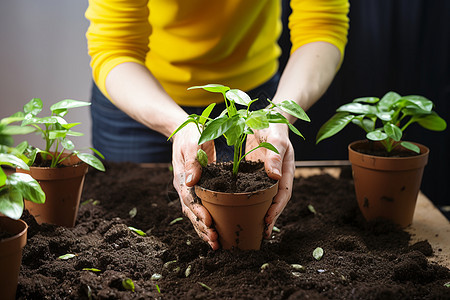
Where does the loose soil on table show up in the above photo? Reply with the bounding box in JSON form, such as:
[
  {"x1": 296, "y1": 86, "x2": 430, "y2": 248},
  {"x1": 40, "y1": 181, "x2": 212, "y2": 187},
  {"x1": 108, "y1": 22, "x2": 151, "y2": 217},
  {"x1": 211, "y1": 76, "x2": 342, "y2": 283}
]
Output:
[{"x1": 17, "y1": 162, "x2": 450, "y2": 299}]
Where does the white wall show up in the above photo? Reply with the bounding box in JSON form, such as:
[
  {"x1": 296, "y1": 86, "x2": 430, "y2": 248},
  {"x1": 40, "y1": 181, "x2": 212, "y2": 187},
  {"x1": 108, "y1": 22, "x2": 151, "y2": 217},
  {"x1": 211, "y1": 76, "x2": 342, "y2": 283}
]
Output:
[{"x1": 0, "y1": 0, "x2": 92, "y2": 149}]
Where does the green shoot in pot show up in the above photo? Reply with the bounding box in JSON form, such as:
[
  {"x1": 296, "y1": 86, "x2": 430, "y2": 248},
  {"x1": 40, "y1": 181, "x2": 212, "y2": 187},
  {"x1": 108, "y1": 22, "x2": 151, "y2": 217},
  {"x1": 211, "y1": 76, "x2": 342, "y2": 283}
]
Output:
[
  {"x1": 11, "y1": 98, "x2": 105, "y2": 171},
  {"x1": 0, "y1": 153, "x2": 45, "y2": 219},
  {"x1": 316, "y1": 92, "x2": 447, "y2": 153},
  {"x1": 169, "y1": 84, "x2": 310, "y2": 176}
]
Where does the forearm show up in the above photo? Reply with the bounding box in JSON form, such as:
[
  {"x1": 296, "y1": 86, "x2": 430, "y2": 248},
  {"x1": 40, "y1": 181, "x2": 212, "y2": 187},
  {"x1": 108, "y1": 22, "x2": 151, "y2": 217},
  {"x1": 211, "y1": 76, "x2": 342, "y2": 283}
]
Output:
[
  {"x1": 273, "y1": 41, "x2": 341, "y2": 123},
  {"x1": 105, "y1": 62, "x2": 188, "y2": 138}
]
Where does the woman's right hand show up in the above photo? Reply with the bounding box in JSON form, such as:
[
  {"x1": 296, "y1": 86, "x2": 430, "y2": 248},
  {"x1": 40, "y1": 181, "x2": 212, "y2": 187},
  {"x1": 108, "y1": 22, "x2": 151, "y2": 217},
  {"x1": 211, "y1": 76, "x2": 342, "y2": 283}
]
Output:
[{"x1": 171, "y1": 124, "x2": 220, "y2": 250}]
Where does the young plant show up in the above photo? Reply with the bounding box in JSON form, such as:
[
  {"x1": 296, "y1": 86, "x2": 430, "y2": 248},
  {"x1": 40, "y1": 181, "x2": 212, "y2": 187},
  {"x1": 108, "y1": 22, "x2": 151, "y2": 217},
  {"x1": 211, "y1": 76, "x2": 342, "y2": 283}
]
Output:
[
  {"x1": 168, "y1": 84, "x2": 310, "y2": 176},
  {"x1": 13, "y1": 98, "x2": 105, "y2": 171},
  {"x1": 316, "y1": 91, "x2": 447, "y2": 153},
  {"x1": 0, "y1": 153, "x2": 45, "y2": 219}
]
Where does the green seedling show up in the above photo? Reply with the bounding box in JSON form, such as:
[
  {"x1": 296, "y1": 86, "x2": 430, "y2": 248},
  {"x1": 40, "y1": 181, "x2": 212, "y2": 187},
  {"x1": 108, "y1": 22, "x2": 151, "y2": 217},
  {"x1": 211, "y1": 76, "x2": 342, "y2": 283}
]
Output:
[
  {"x1": 122, "y1": 278, "x2": 135, "y2": 292},
  {"x1": 197, "y1": 282, "x2": 212, "y2": 291},
  {"x1": 155, "y1": 284, "x2": 161, "y2": 293},
  {"x1": 128, "y1": 226, "x2": 147, "y2": 236},
  {"x1": 0, "y1": 153, "x2": 45, "y2": 219},
  {"x1": 169, "y1": 217, "x2": 183, "y2": 225},
  {"x1": 129, "y1": 207, "x2": 137, "y2": 218},
  {"x1": 316, "y1": 92, "x2": 447, "y2": 153},
  {"x1": 58, "y1": 253, "x2": 76, "y2": 260},
  {"x1": 313, "y1": 247, "x2": 324, "y2": 261},
  {"x1": 169, "y1": 84, "x2": 310, "y2": 176},
  {"x1": 307, "y1": 204, "x2": 317, "y2": 215},
  {"x1": 11, "y1": 98, "x2": 105, "y2": 170},
  {"x1": 82, "y1": 268, "x2": 101, "y2": 272}
]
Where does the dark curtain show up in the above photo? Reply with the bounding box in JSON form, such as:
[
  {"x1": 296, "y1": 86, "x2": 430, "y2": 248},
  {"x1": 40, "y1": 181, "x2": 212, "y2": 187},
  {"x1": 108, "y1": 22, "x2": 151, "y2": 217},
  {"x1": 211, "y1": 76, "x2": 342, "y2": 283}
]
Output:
[{"x1": 280, "y1": 0, "x2": 450, "y2": 214}]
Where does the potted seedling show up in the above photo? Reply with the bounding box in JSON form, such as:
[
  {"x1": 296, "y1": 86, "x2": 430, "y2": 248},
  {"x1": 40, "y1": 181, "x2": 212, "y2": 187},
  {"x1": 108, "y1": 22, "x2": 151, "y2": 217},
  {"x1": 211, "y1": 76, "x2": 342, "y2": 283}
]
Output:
[
  {"x1": 0, "y1": 152, "x2": 45, "y2": 300},
  {"x1": 169, "y1": 84, "x2": 310, "y2": 249},
  {"x1": 316, "y1": 91, "x2": 447, "y2": 227},
  {"x1": 10, "y1": 98, "x2": 105, "y2": 227}
]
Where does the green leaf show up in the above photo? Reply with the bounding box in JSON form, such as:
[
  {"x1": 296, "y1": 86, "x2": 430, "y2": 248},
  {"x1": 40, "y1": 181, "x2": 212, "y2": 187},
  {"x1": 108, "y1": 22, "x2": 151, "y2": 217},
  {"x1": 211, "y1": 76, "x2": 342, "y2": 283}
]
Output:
[
  {"x1": 128, "y1": 226, "x2": 147, "y2": 236},
  {"x1": 316, "y1": 113, "x2": 355, "y2": 144},
  {"x1": 1, "y1": 125, "x2": 35, "y2": 135},
  {"x1": 77, "y1": 153, "x2": 105, "y2": 172},
  {"x1": 169, "y1": 217, "x2": 183, "y2": 225},
  {"x1": 90, "y1": 148, "x2": 105, "y2": 160},
  {"x1": 7, "y1": 173, "x2": 45, "y2": 204},
  {"x1": 0, "y1": 188, "x2": 24, "y2": 219},
  {"x1": 1, "y1": 112, "x2": 25, "y2": 125},
  {"x1": 23, "y1": 98, "x2": 43, "y2": 115},
  {"x1": 198, "y1": 115, "x2": 233, "y2": 145},
  {"x1": 444, "y1": 281, "x2": 450, "y2": 288},
  {"x1": 167, "y1": 118, "x2": 197, "y2": 141},
  {"x1": 58, "y1": 253, "x2": 76, "y2": 260},
  {"x1": 366, "y1": 130, "x2": 388, "y2": 141},
  {"x1": 224, "y1": 117, "x2": 245, "y2": 146},
  {"x1": 50, "y1": 99, "x2": 91, "y2": 113},
  {"x1": 66, "y1": 130, "x2": 84, "y2": 137},
  {"x1": 61, "y1": 138, "x2": 75, "y2": 150},
  {"x1": 188, "y1": 84, "x2": 230, "y2": 94},
  {"x1": 246, "y1": 110, "x2": 269, "y2": 130},
  {"x1": 313, "y1": 247, "x2": 324, "y2": 261},
  {"x1": 308, "y1": 204, "x2": 317, "y2": 215},
  {"x1": 241, "y1": 142, "x2": 279, "y2": 162},
  {"x1": 49, "y1": 130, "x2": 68, "y2": 139},
  {"x1": 278, "y1": 100, "x2": 310, "y2": 122},
  {"x1": 378, "y1": 91, "x2": 402, "y2": 110},
  {"x1": 416, "y1": 113, "x2": 447, "y2": 131},
  {"x1": 122, "y1": 278, "x2": 135, "y2": 292},
  {"x1": 225, "y1": 89, "x2": 251, "y2": 106},
  {"x1": 288, "y1": 123, "x2": 305, "y2": 139},
  {"x1": 400, "y1": 141, "x2": 420, "y2": 154},
  {"x1": 353, "y1": 97, "x2": 379, "y2": 104},
  {"x1": 196, "y1": 149, "x2": 208, "y2": 167},
  {"x1": 22, "y1": 116, "x2": 59, "y2": 126},
  {"x1": 0, "y1": 169, "x2": 5, "y2": 186},
  {"x1": 0, "y1": 153, "x2": 29, "y2": 170},
  {"x1": 383, "y1": 123, "x2": 402, "y2": 141},
  {"x1": 401, "y1": 95, "x2": 433, "y2": 112},
  {"x1": 61, "y1": 122, "x2": 81, "y2": 130},
  {"x1": 83, "y1": 268, "x2": 101, "y2": 272},
  {"x1": 337, "y1": 102, "x2": 377, "y2": 115},
  {"x1": 199, "y1": 103, "x2": 216, "y2": 126},
  {"x1": 197, "y1": 282, "x2": 212, "y2": 291}
]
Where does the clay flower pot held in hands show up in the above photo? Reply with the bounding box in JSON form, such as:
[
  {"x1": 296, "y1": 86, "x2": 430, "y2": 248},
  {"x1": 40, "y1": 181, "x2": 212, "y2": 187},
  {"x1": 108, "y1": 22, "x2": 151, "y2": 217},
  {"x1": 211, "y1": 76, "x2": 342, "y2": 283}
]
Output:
[{"x1": 195, "y1": 181, "x2": 278, "y2": 250}]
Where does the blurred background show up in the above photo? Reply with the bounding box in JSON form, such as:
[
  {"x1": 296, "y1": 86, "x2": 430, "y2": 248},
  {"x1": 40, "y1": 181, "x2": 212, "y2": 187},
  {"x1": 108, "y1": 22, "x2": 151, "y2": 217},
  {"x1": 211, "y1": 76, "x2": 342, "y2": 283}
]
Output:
[{"x1": 1, "y1": 1, "x2": 449, "y2": 217}]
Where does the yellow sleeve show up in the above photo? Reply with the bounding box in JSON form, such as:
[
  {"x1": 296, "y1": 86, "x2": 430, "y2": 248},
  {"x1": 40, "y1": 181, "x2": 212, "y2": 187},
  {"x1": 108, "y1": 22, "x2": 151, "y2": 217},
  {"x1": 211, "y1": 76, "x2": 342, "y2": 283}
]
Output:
[
  {"x1": 289, "y1": 0, "x2": 350, "y2": 67},
  {"x1": 85, "y1": 0, "x2": 151, "y2": 100}
]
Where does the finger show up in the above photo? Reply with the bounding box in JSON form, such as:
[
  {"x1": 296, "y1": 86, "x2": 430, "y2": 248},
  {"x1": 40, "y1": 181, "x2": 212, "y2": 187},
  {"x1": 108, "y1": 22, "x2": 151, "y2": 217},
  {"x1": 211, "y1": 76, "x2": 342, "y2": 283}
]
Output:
[{"x1": 181, "y1": 201, "x2": 219, "y2": 247}]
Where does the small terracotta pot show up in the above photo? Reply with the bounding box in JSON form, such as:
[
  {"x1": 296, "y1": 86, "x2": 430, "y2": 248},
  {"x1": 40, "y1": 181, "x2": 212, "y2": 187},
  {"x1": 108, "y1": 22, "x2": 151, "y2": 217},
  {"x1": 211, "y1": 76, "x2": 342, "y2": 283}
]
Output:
[
  {"x1": 0, "y1": 216, "x2": 28, "y2": 300},
  {"x1": 195, "y1": 182, "x2": 278, "y2": 250},
  {"x1": 348, "y1": 140, "x2": 429, "y2": 227},
  {"x1": 17, "y1": 153, "x2": 88, "y2": 227}
]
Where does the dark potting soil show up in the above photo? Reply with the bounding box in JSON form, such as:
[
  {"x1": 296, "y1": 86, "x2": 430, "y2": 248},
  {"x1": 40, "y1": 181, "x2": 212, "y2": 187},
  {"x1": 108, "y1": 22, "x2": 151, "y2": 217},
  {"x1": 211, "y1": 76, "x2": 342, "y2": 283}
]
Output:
[
  {"x1": 16, "y1": 162, "x2": 450, "y2": 299},
  {"x1": 198, "y1": 161, "x2": 277, "y2": 193}
]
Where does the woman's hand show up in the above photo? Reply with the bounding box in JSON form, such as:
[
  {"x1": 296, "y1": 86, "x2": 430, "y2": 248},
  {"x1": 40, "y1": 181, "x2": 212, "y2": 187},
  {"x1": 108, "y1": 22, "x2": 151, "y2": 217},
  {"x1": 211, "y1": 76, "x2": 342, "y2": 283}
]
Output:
[
  {"x1": 171, "y1": 124, "x2": 220, "y2": 250},
  {"x1": 246, "y1": 123, "x2": 295, "y2": 239}
]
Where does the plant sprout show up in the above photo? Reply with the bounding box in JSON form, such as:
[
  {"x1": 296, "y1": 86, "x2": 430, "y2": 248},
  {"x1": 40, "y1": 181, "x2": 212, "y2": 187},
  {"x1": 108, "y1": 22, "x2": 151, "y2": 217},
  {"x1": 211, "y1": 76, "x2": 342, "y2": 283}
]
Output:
[
  {"x1": 12, "y1": 98, "x2": 105, "y2": 171},
  {"x1": 0, "y1": 153, "x2": 45, "y2": 219},
  {"x1": 316, "y1": 92, "x2": 447, "y2": 153},
  {"x1": 169, "y1": 84, "x2": 310, "y2": 176}
]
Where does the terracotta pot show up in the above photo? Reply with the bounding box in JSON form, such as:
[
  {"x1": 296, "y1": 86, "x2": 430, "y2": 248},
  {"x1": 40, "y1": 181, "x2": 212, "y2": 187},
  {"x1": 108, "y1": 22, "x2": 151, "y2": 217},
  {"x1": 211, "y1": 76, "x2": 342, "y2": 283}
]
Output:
[
  {"x1": 17, "y1": 153, "x2": 88, "y2": 227},
  {"x1": 0, "y1": 216, "x2": 28, "y2": 300},
  {"x1": 348, "y1": 140, "x2": 429, "y2": 227},
  {"x1": 195, "y1": 182, "x2": 278, "y2": 250}
]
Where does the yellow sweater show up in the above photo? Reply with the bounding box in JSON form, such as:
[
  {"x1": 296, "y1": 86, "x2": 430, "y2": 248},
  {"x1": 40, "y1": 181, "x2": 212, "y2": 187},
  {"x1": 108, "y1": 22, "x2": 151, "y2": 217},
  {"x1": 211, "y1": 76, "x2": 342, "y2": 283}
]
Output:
[{"x1": 86, "y1": 0, "x2": 349, "y2": 106}]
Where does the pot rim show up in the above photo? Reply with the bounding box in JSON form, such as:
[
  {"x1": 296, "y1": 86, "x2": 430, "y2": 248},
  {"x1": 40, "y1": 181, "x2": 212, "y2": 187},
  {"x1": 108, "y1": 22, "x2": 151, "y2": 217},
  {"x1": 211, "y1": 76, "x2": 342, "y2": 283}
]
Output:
[{"x1": 0, "y1": 217, "x2": 27, "y2": 244}]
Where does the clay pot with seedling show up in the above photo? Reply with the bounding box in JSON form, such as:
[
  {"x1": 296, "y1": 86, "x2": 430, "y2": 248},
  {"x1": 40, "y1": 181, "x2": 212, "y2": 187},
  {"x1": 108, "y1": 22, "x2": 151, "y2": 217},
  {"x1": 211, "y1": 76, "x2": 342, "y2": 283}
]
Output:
[
  {"x1": 0, "y1": 152, "x2": 45, "y2": 300},
  {"x1": 9, "y1": 98, "x2": 106, "y2": 227},
  {"x1": 316, "y1": 91, "x2": 447, "y2": 227},
  {"x1": 170, "y1": 84, "x2": 310, "y2": 249}
]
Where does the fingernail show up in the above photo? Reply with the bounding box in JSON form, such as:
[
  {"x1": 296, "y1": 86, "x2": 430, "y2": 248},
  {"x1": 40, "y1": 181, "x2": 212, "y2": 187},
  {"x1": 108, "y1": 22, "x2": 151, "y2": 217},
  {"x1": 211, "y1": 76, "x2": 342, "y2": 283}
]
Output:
[
  {"x1": 186, "y1": 173, "x2": 193, "y2": 184},
  {"x1": 272, "y1": 168, "x2": 281, "y2": 177}
]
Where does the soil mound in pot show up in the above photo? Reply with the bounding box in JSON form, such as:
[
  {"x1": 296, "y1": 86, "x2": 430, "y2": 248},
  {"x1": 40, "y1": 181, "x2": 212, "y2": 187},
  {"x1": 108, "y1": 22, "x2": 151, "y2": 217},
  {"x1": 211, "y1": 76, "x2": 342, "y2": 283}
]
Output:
[{"x1": 17, "y1": 162, "x2": 450, "y2": 299}]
